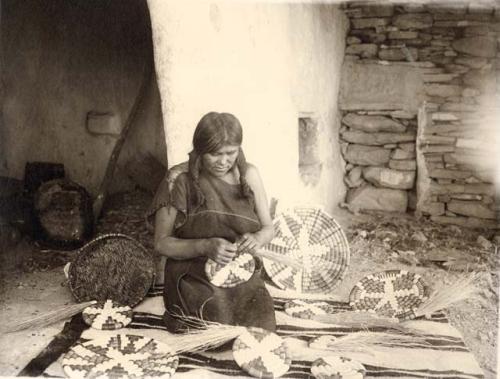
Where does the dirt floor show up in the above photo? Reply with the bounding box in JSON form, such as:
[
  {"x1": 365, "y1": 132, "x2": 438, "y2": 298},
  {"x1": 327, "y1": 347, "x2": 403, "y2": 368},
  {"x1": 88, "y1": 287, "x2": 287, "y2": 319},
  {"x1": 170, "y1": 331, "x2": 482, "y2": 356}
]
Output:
[{"x1": 0, "y1": 189, "x2": 498, "y2": 378}]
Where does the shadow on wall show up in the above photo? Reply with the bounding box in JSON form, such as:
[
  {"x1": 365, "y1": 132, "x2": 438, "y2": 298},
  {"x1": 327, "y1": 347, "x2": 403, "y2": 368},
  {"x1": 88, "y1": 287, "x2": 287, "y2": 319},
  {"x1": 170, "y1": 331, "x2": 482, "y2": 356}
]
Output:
[{"x1": 1, "y1": 0, "x2": 166, "y2": 196}]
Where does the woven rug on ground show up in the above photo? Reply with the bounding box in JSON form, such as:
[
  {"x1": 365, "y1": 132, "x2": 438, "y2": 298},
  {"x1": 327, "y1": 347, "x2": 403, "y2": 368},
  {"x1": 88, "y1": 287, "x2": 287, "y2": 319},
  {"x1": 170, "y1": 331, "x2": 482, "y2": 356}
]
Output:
[{"x1": 27, "y1": 284, "x2": 484, "y2": 379}]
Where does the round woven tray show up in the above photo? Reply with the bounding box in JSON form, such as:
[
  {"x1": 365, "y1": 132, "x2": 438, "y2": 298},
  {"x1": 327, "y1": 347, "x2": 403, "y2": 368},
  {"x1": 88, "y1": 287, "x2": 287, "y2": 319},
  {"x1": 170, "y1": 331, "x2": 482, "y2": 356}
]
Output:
[
  {"x1": 232, "y1": 327, "x2": 291, "y2": 379},
  {"x1": 205, "y1": 252, "x2": 256, "y2": 288},
  {"x1": 283, "y1": 299, "x2": 337, "y2": 320},
  {"x1": 349, "y1": 270, "x2": 430, "y2": 320},
  {"x1": 68, "y1": 234, "x2": 155, "y2": 307},
  {"x1": 311, "y1": 356, "x2": 365, "y2": 379},
  {"x1": 261, "y1": 207, "x2": 350, "y2": 294},
  {"x1": 82, "y1": 300, "x2": 133, "y2": 330},
  {"x1": 62, "y1": 334, "x2": 178, "y2": 379}
]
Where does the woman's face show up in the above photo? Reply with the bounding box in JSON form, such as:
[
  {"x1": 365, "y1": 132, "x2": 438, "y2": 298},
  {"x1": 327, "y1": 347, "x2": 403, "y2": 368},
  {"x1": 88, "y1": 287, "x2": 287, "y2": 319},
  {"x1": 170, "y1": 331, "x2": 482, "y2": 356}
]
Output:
[{"x1": 202, "y1": 144, "x2": 240, "y2": 177}]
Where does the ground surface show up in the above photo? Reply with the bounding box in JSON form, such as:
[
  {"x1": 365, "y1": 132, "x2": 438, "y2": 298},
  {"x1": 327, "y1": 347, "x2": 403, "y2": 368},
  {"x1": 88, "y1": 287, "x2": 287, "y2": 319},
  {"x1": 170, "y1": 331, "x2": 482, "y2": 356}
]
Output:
[{"x1": 0, "y1": 190, "x2": 498, "y2": 378}]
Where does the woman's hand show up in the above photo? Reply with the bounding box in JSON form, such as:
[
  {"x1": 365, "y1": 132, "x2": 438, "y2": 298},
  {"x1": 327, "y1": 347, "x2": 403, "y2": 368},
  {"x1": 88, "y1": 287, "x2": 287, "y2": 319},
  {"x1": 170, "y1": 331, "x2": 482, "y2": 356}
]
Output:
[
  {"x1": 206, "y1": 238, "x2": 238, "y2": 265},
  {"x1": 237, "y1": 233, "x2": 260, "y2": 255}
]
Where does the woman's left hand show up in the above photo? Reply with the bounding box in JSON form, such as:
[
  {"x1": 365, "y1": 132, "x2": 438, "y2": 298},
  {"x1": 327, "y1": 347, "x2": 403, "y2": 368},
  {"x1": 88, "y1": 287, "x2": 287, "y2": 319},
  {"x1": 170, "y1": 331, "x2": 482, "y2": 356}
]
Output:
[{"x1": 237, "y1": 233, "x2": 260, "y2": 255}]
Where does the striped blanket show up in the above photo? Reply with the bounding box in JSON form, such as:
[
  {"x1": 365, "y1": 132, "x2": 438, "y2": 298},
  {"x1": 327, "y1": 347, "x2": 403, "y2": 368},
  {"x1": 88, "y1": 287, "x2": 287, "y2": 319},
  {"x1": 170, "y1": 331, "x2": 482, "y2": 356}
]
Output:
[{"x1": 40, "y1": 285, "x2": 483, "y2": 379}]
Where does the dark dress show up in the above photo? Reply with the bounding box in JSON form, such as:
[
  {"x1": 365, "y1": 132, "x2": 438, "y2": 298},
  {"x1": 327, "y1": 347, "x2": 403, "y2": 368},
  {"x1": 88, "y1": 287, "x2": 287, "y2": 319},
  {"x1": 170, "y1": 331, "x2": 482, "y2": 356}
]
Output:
[{"x1": 148, "y1": 170, "x2": 276, "y2": 333}]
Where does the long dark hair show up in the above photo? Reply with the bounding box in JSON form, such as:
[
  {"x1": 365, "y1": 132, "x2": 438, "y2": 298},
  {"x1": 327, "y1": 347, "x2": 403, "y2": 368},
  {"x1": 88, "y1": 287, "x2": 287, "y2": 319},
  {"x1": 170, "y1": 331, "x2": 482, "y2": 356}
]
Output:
[{"x1": 188, "y1": 112, "x2": 254, "y2": 210}]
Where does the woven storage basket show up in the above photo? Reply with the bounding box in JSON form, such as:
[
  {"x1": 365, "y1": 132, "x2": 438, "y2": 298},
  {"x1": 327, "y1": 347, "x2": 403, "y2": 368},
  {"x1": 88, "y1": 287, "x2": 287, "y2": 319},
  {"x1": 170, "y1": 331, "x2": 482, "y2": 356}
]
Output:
[
  {"x1": 261, "y1": 206, "x2": 350, "y2": 294},
  {"x1": 349, "y1": 269, "x2": 430, "y2": 320},
  {"x1": 68, "y1": 234, "x2": 155, "y2": 307},
  {"x1": 33, "y1": 178, "x2": 93, "y2": 248}
]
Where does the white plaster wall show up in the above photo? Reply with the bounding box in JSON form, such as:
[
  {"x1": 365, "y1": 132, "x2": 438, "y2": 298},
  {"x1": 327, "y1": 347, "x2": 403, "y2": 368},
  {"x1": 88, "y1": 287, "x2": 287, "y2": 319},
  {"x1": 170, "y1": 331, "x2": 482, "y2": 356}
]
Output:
[{"x1": 148, "y1": 0, "x2": 348, "y2": 214}]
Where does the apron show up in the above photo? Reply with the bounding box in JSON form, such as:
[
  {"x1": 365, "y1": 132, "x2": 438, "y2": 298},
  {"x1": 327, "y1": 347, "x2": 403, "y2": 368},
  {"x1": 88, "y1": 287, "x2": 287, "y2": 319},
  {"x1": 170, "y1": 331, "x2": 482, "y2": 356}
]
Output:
[{"x1": 161, "y1": 172, "x2": 276, "y2": 332}]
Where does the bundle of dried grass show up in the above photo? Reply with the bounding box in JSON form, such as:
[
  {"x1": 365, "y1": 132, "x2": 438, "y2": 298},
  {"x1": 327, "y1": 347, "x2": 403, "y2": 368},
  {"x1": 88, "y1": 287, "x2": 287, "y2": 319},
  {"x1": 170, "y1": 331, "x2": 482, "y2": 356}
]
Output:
[
  {"x1": 309, "y1": 331, "x2": 430, "y2": 355},
  {"x1": 313, "y1": 311, "x2": 417, "y2": 334},
  {"x1": 2, "y1": 301, "x2": 96, "y2": 333},
  {"x1": 165, "y1": 315, "x2": 247, "y2": 354},
  {"x1": 411, "y1": 272, "x2": 481, "y2": 319},
  {"x1": 310, "y1": 273, "x2": 481, "y2": 332}
]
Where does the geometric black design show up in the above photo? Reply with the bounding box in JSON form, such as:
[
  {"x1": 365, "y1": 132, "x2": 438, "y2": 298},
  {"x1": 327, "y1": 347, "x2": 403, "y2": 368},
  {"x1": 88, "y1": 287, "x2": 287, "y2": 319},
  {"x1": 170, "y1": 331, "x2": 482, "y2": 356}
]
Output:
[
  {"x1": 232, "y1": 327, "x2": 291, "y2": 379},
  {"x1": 205, "y1": 252, "x2": 256, "y2": 288},
  {"x1": 283, "y1": 299, "x2": 338, "y2": 320},
  {"x1": 82, "y1": 300, "x2": 133, "y2": 330},
  {"x1": 349, "y1": 270, "x2": 430, "y2": 320},
  {"x1": 62, "y1": 334, "x2": 178, "y2": 378},
  {"x1": 311, "y1": 355, "x2": 366, "y2": 379}
]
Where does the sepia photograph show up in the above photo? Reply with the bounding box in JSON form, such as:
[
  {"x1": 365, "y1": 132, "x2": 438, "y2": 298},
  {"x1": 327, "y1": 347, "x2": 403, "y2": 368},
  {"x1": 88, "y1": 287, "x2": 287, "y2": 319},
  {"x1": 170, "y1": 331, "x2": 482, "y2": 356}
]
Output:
[{"x1": 0, "y1": 0, "x2": 498, "y2": 378}]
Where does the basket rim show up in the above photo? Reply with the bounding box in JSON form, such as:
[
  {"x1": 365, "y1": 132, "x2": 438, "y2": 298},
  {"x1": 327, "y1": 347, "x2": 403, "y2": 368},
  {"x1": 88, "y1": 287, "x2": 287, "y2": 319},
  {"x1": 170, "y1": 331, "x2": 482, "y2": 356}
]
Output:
[{"x1": 68, "y1": 233, "x2": 155, "y2": 306}]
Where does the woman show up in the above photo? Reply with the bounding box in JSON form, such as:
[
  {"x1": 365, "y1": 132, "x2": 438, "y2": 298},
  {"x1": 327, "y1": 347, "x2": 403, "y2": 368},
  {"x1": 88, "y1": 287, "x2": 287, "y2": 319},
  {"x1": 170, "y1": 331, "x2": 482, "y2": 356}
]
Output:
[{"x1": 147, "y1": 112, "x2": 276, "y2": 332}]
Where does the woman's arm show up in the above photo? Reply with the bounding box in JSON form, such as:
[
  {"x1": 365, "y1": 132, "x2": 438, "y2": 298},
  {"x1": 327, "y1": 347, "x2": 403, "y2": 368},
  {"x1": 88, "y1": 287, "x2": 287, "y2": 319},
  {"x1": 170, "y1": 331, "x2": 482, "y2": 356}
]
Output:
[
  {"x1": 238, "y1": 164, "x2": 275, "y2": 252},
  {"x1": 154, "y1": 207, "x2": 237, "y2": 264}
]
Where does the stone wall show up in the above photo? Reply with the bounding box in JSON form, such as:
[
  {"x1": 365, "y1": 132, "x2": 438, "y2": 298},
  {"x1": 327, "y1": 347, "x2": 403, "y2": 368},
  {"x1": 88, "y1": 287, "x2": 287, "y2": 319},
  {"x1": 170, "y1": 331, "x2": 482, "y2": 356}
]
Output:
[
  {"x1": 341, "y1": 111, "x2": 417, "y2": 212},
  {"x1": 417, "y1": 104, "x2": 499, "y2": 229},
  {"x1": 340, "y1": 1, "x2": 499, "y2": 227}
]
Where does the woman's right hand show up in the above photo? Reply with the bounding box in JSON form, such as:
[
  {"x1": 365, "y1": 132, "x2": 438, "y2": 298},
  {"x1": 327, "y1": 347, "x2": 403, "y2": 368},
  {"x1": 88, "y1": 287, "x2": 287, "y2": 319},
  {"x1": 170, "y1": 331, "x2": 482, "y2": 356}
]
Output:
[{"x1": 205, "y1": 238, "x2": 238, "y2": 265}]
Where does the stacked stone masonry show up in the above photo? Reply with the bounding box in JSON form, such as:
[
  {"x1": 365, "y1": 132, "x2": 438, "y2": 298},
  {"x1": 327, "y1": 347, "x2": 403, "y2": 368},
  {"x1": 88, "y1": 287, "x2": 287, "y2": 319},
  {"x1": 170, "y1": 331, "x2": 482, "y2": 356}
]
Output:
[
  {"x1": 341, "y1": 1, "x2": 499, "y2": 228},
  {"x1": 342, "y1": 112, "x2": 417, "y2": 213}
]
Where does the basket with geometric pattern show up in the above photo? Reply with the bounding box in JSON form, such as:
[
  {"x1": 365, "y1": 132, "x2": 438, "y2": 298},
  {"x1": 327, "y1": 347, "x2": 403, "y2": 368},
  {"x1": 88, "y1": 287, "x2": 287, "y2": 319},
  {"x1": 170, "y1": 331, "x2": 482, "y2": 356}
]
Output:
[
  {"x1": 82, "y1": 300, "x2": 133, "y2": 330},
  {"x1": 232, "y1": 327, "x2": 291, "y2": 379},
  {"x1": 283, "y1": 299, "x2": 338, "y2": 320},
  {"x1": 62, "y1": 334, "x2": 178, "y2": 379},
  {"x1": 349, "y1": 270, "x2": 431, "y2": 320},
  {"x1": 261, "y1": 207, "x2": 350, "y2": 294},
  {"x1": 311, "y1": 356, "x2": 366, "y2": 379},
  {"x1": 205, "y1": 252, "x2": 256, "y2": 288}
]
